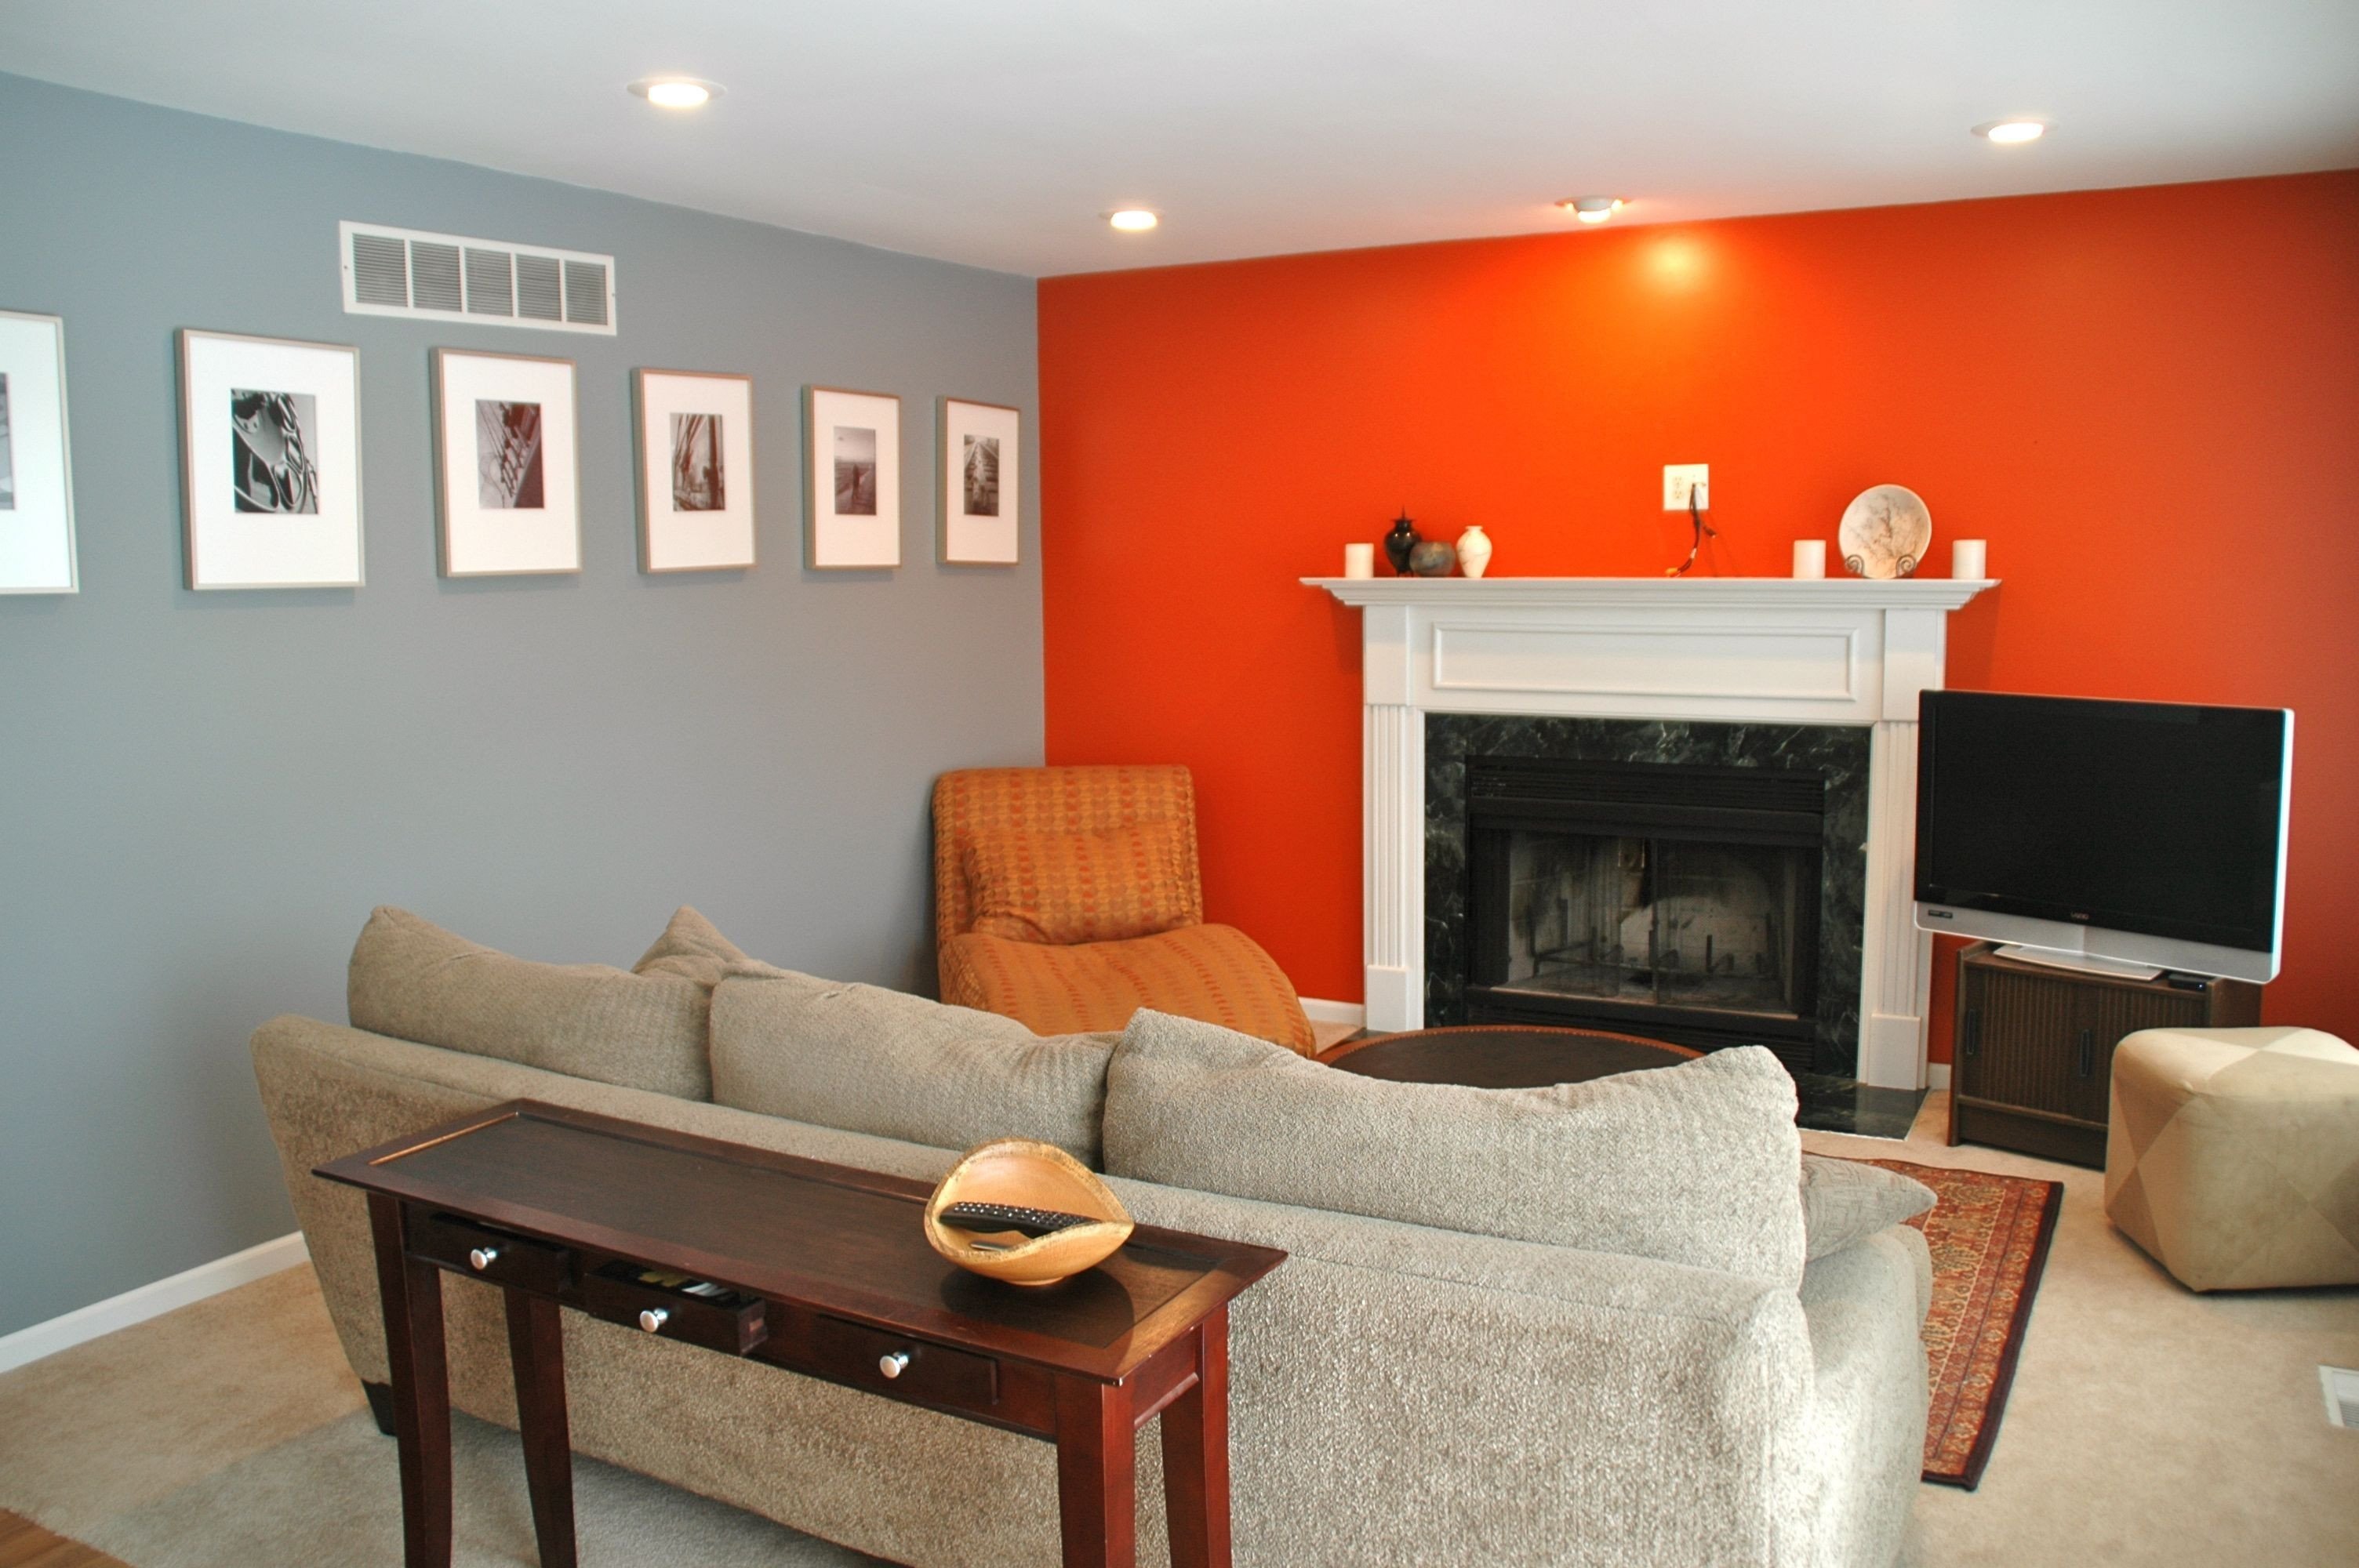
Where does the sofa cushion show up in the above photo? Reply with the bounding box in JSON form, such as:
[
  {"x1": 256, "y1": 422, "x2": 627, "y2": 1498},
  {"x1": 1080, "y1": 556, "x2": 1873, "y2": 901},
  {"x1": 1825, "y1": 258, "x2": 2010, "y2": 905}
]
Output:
[
  {"x1": 709, "y1": 968, "x2": 1115, "y2": 1165},
  {"x1": 939, "y1": 924, "x2": 1317, "y2": 1053},
  {"x1": 962, "y1": 819, "x2": 1196, "y2": 945},
  {"x1": 632, "y1": 905, "x2": 758, "y2": 989},
  {"x1": 1799, "y1": 1154, "x2": 1937, "y2": 1261},
  {"x1": 1105, "y1": 1010, "x2": 1806, "y2": 1284},
  {"x1": 347, "y1": 906, "x2": 737, "y2": 1101}
]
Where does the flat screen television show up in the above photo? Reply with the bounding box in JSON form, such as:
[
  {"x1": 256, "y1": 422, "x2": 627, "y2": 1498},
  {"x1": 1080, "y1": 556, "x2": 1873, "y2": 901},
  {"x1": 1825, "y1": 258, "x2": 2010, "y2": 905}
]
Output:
[{"x1": 1914, "y1": 691, "x2": 2292, "y2": 982}]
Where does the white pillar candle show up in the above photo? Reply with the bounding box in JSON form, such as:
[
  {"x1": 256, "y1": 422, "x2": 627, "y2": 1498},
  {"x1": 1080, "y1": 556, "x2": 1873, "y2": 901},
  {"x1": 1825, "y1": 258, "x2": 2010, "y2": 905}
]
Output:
[
  {"x1": 1952, "y1": 539, "x2": 1986, "y2": 579},
  {"x1": 1792, "y1": 540, "x2": 1827, "y2": 579},
  {"x1": 1343, "y1": 542, "x2": 1376, "y2": 579}
]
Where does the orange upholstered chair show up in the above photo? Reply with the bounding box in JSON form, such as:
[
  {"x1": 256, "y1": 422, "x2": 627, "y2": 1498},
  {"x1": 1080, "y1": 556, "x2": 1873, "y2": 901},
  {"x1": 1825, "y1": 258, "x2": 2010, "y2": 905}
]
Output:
[{"x1": 933, "y1": 765, "x2": 1316, "y2": 1053}]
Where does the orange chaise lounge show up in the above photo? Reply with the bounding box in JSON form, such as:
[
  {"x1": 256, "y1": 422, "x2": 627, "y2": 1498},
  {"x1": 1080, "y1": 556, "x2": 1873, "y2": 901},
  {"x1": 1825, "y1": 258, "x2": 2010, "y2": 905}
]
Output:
[{"x1": 932, "y1": 764, "x2": 1316, "y2": 1052}]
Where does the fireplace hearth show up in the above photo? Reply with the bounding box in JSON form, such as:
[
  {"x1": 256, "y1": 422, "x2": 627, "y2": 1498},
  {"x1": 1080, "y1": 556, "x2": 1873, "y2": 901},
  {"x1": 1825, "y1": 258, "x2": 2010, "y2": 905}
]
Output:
[{"x1": 1427, "y1": 717, "x2": 1870, "y2": 1077}]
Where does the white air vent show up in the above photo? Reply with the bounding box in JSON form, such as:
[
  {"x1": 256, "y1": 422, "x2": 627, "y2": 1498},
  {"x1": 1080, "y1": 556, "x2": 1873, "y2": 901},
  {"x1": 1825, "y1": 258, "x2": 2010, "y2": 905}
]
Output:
[
  {"x1": 338, "y1": 222, "x2": 616, "y2": 335},
  {"x1": 2324, "y1": 1366, "x2": 2359, "y2": 1430}
]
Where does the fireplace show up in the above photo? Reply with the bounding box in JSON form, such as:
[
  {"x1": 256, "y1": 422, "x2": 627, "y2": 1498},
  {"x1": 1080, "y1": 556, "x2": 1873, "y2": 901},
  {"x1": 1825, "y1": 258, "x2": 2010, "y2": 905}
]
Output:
[
  {"x1": 1425, "y1": 717, "x2": 1870, "y2": 1077},
  {"x1": 1463, "y1": 757, "x2": 1825, "y2": 1069}
]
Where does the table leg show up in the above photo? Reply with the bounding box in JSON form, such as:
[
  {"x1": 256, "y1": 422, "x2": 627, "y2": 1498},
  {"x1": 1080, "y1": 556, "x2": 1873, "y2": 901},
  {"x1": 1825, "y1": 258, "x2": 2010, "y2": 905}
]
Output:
[
  {"x1": 1054, "y1": 1374, "x2": 1136, "y2": 1568},
  {"x1": 368, "y1": 1195, "x2": 452, "y2": 1568},
  {"x1": 503, "y1": 1290, "x2": 577, "y2": 1568},
  {"x1": 1158, "y1": 1309, "x2": 1233, "y2": 1568}
]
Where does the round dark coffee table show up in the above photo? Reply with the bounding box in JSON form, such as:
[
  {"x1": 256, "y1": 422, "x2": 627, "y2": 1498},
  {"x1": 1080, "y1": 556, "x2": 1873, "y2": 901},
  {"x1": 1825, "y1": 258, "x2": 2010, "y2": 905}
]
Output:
[{"x1": 1318, "y1": 1024, "x2": 1700, "y2": 1089}]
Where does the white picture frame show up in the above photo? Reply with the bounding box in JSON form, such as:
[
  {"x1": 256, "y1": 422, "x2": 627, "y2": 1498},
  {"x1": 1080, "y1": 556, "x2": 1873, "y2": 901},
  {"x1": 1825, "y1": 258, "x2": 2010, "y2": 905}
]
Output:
[
  {"x1": 805, "y1": 385, "x2": 900, "y2": 569},
  {"x1": 0, "y1": 309, "x2": 78, "y2": 594},
  {"x1": 178, "y1": 328, "x2": 363, "y2": 590},
  {"x1": 634, "y1": 369, "x2": 756, "y2": 573},
  {"x1": 431, "y1": 348, "x2": 581, "y2": 578},
  {"x1": 940, "y1": 397, "x2": 1020, "y2": 566}
]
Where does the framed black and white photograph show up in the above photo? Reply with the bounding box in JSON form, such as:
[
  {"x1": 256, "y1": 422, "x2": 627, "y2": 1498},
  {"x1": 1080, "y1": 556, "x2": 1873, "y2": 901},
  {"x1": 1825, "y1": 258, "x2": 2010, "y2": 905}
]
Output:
[
  {"x1": 431, "y1": 349, "x2": 581, "y2": 577},
  {"x1": 805, "y1": 385, "x2": 900, "y2": 569},
  {"x1": 634, "y1": 368, "x2": 755, "y2": 572},
  {"x1": 939, "y1": 397, "x2": 1021, "y2": 565},
  {"x1": 178, "y1": 328, "x2": 362, "y2": 590},
  {"x1": 0, "y1": 309, "x2": 78, "y2": 593}
]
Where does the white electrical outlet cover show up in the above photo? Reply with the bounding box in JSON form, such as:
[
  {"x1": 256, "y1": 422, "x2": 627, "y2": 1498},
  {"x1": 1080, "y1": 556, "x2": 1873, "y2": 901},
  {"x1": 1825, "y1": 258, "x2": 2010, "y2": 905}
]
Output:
[{"x1": 1663, "y1": 464, "x2": 1710, "y2": 510}]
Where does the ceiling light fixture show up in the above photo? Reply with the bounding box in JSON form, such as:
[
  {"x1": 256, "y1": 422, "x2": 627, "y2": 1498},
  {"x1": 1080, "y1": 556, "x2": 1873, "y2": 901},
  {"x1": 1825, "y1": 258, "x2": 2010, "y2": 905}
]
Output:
[
  {"x1": 1107, "y1": 209, "x2": 1160, "y2": 233},
  {"x1": 1558, "y1": 196, "x2": 1625, "y2": 224},
  {"x1": 629, "y1": 78, "x2": 722, "y2": 111},
  {"x1": 1973, "y1": 118, "x2": 2047, "y2": 144}
]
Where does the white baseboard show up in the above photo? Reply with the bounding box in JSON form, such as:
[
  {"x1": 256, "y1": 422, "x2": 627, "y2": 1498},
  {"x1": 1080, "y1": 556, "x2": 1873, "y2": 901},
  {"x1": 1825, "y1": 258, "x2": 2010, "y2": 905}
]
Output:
[
  {"x1": 1926, "y1": 1063, "x2": 1951, "y2": 1091},
  {"x1": 1298, "y1": 996, "x2": 1365, "y2": 1029},
  {"x1": 0, "y1": 1231, "x2": 310, "y2": 1375}
]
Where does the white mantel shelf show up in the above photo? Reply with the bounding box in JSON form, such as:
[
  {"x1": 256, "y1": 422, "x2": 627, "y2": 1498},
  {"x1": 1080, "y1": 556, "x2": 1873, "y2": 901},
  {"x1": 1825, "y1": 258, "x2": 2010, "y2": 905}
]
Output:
[
  {"x1": 1311, "y1": 571, "x2": 2001, "y2": 1091},
  {"x1": 1304, "y1": 575, "x2": 1999, "y2": 609}
]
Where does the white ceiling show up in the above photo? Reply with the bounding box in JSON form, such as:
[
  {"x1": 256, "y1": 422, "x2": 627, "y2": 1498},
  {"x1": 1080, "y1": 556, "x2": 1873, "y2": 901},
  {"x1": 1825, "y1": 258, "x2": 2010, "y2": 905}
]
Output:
[{"x1": 5, "y1": 2, "x2": 2355, "y2": 277}]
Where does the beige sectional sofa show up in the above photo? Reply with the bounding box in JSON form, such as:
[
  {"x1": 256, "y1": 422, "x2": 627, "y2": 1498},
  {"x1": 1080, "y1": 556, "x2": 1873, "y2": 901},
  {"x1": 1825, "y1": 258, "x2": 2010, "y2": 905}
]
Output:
[{"x1": 251, "y1": 909, "x2": 1932, "y2": 1567}]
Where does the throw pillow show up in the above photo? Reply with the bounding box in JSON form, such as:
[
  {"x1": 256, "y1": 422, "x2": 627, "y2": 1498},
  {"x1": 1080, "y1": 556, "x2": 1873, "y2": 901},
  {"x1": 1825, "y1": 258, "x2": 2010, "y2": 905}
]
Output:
[
  {"x1": 347, "y1": 906, "x2": 744, "y2": 1102},
  {"x1": 962, "y1": 820, "x2": 1197, "y2": 945},
  {"x1": 633, "y1": 905, "x2": 758, "y2": 989},
  {"x1": 1799, "y1": 1154, "x2": 1937, "y2": 1261},
  {"x1": 709, "y1": 968, "x2": 1117, "y2": 1166},
  {"x1": 1104, "y1": 1010, "x2": 1807, "y2": 1285}
]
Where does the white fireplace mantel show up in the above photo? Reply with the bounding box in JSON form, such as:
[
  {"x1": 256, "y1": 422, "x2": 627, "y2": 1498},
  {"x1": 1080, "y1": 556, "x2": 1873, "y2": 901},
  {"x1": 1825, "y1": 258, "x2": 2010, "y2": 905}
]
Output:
[{"x1": 1306, "y1": 575, "x2": 2001, "y2": 1089}]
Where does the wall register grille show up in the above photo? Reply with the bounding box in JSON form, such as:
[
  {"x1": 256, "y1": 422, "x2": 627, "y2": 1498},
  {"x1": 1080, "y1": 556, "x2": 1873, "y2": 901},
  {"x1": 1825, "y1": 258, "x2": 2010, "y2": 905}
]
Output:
[{"x1": 339, "y1": 222, "x2": 616, "y2": 334}]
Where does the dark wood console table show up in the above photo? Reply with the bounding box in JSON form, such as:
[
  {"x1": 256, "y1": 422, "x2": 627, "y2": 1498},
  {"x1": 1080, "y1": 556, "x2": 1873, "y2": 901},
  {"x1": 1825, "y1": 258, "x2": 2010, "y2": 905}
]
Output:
[{"x1": 317, "y1": 1102, "x2": 1285, "y2": 1568}]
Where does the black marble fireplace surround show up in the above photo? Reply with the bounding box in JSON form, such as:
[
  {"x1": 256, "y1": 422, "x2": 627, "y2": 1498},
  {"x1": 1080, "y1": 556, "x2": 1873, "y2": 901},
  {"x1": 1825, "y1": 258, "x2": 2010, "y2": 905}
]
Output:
[{"x1": 1425, "y1": 715, "x2": 1871, "y2": 1078}]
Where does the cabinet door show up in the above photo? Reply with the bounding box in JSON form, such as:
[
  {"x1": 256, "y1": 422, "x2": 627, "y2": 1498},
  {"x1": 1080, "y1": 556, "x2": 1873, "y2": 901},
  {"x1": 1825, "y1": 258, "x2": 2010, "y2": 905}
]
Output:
[
  {"x1": 1958, "y1": 961, "x2": 2085, "y2": 1121},
  {"x1": 2070, "y1": 982, "x2": 2208, "y2": 1123}
]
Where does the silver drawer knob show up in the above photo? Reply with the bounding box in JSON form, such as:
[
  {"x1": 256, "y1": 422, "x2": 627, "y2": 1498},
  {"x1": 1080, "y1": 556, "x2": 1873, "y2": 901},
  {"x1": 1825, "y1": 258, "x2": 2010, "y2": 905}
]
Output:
[
  {"x1": 878, "y1": 1351, "x2": 911, "y2": 1379},
  {"x1": 467, "y1": 1247, "x2": 500, "y2": 1272},
  {"x1": 638, "y1": 1308, "x2": 670, "y2": 1334}
]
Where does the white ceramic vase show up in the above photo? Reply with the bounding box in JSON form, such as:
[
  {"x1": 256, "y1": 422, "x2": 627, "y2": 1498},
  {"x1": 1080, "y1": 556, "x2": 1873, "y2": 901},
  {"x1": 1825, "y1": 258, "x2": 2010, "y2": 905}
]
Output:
[{"x1": 1456, "y1": 524, "x2": 1493, "y2": 579}]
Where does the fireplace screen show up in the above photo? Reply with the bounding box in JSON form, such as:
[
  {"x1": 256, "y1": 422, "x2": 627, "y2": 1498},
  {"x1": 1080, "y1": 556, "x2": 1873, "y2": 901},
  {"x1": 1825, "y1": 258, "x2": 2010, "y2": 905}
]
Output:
[{"x1": 1501, "y1": 831, "x2": 1808, "y2": 1019}]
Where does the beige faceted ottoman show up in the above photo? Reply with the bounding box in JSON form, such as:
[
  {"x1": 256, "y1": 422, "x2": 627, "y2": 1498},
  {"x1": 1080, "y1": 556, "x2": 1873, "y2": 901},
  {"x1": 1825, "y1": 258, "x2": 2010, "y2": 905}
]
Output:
[{"x1": 2105, "y1": 1026, "x2": 2359, "y2": 1291}]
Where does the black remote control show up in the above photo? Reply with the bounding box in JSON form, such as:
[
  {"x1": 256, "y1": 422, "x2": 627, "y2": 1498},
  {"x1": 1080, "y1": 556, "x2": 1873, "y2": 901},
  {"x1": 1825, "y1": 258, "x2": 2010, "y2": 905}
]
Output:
[{"x1": 937, "y1": 1201, "x2": 1096, "y2": 1238}]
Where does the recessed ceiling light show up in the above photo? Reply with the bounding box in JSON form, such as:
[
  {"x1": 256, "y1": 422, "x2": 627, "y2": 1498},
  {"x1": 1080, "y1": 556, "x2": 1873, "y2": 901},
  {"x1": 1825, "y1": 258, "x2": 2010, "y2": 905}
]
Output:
[
  {"x1": 1107, "y1": 209, "x2": 1160, "y2": 233},
  {"x1": 1558, "y1": 196, "x2": 1626, "y2": 224},
  {"x1": 629, "y1": 78, "x2": 722, "y2": 111},
  {"x1": 1974, "y1": 118, "x2": 2047, "y2": 144}
]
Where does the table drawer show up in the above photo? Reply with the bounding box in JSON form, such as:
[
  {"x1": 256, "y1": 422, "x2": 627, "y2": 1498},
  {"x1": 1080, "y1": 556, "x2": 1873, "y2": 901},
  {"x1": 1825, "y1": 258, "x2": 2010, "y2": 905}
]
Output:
[
  {"x1": 406, "y1": 1209, "x2": 574, "y2": 1296},
  {"x1": 808, "y1": 1315, "x2": 998, "y2": 1414},
  {"x1": 579, "y1": 1262, "x2": 766, "y2": 1355}
]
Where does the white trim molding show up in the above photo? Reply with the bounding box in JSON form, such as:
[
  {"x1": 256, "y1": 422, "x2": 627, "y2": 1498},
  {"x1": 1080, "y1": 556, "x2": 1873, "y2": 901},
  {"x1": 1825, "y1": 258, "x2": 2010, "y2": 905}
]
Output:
[
  {"x1": 0, "y1": 1231, "x2": 310, "y2": 1374},
  {"x1": 1299, "y1": 996, "x2": 1368, "y2": 1029},
  {"x1": 1306, "y1": 575, "x2": 2000, "y2": 1091}
]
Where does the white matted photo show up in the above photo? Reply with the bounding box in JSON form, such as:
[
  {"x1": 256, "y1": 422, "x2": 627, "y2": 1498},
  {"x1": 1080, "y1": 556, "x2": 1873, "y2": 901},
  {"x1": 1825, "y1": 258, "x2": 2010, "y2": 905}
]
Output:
[
  {"x1": 178, "y1": 328, "x2": 363, "y2": 590},
  {"x1": 634, "y1": 368, "x2": 755, "y2": 572},
  {"x1": 940, "y1": 397, "x2": 1020, "y2": 565},
  {"x1": 0, "y1": 309, "x2": 78, "y2": 593},
  {"x1": 431, "y1": 349, "x2": 580, "y2": 577},
  {"x1": 805, "y1": 386, "x2": 900, "y2": 569}
]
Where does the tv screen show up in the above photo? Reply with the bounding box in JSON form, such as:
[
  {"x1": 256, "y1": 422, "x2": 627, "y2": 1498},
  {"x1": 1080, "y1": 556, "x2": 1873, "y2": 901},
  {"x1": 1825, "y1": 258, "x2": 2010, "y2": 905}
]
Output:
[{"x1": 1916, "y1": 691, "x2": 2289, "y2": 956}]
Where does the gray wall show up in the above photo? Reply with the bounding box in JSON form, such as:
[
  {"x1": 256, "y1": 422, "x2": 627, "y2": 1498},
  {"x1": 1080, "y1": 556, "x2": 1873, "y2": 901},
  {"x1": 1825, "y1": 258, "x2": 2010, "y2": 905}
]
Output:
[{"x1": 0, "y1": 75, "x2": 1044, "y2": 1338}]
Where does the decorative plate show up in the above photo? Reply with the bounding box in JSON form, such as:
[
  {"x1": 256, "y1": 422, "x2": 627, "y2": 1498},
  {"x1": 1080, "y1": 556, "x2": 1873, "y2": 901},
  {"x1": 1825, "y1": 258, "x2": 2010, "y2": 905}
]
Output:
[{"x1": 1837, "y1": 485, "x2": 1933, "y2": 579}]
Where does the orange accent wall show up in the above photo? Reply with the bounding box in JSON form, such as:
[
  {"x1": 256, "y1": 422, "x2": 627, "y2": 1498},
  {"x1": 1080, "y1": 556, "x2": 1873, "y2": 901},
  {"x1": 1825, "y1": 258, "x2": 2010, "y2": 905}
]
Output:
[{"x1": 1039, "y1": 172, "x2": 2359, "y2": 1062}]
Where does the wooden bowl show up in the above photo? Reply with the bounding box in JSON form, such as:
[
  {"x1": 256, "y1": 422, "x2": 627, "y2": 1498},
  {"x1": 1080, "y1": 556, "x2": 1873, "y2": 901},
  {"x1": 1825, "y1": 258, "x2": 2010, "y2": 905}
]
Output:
[{"x1": 922, "y1": 1138, "x2": 1134, "y2": 1287}]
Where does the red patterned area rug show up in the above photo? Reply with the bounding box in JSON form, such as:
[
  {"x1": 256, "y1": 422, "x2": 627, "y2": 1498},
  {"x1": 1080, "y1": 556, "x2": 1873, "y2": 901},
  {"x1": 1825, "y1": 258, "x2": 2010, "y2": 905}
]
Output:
[{"x1": 1855, "y1": 1157, "x2": 2063, "y2": 1490}]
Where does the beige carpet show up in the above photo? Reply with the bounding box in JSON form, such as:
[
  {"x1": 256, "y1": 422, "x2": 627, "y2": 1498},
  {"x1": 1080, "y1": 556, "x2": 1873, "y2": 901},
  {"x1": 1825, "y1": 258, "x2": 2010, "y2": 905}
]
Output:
[
  {"x1": 1, "y1": 1093, "x2": 2351, "y2": 1565},
  {"x1": 1806, "y1": 1092, "x2": 2359, "y2": 1567},
  {"x1": 0, "y1": 1268, "x2": 876, "y2": 1566}
]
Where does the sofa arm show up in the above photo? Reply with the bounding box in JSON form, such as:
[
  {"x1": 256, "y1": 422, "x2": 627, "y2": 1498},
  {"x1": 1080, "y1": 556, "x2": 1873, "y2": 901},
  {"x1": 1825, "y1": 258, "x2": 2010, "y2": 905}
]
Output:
[{"x1": 1107, "y1": 1176, "x2": 1828, "y2": 1566}]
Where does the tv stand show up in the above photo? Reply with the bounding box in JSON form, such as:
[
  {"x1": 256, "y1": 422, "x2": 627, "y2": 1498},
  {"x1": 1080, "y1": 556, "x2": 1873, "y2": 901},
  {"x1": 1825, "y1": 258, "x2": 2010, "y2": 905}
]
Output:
[
  {"x1": 1950, "y1": 942, "x2": 2262, "y2": 1168},
  {"x1": 1990, "y1": 943, "x2": 2163, "y2": 982}
]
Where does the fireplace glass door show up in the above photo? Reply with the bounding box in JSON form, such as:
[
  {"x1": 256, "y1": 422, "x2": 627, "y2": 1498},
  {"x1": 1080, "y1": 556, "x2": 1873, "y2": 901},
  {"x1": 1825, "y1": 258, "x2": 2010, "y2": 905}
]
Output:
[{"x1": 1499, "y1": 831, "x2": 1813, "y2": 1022}]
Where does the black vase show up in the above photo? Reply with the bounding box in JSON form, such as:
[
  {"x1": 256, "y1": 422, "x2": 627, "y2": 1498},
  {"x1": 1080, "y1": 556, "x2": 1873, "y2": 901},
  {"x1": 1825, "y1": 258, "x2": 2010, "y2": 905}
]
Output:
[{"x1": 1383, "y1": 513, "x2": 1421, "y2": 575}]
